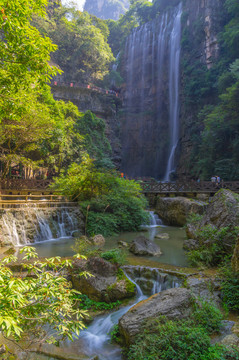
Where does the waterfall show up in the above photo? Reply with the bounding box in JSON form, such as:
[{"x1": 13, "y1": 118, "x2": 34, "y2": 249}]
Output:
[
  {"x1": 76, "y1": 267, "x2": 181, "y2": 360},
  {"x1": 122, "y1": 3, "x2": 182, "y2": 180},
  {"x1": 164, "y1": 3, "x2": 182, "y2": 181},
  {"x1": 0, "y1": 206, "x2": 81, "y2": 246}
]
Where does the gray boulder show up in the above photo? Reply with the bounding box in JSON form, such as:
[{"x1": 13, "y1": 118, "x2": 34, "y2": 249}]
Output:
[
  {"x1": 71, "y1": 257, "x2": 136, "y2": 302},
  {"x1": 119, "y1": 287, "x2": 194, "y2": 344},
  {"x1": 186, "y1": 276, "x2": 222, "y2": 305},
  {"x1": 156, "y1": 197, "x2": 207, "y2": 226},
  {"x1": 155, "y1": 233, "x2": 169, "y2": 239},
  {"x1": 129, "y1": 236, "x2": 162, "y2": 256},
  {"x1": 91, "y1": 234, "x2": 105, "y2": 247},
  {"x1": 185, "y1": 190, "x2": 239, "y2": 250}
]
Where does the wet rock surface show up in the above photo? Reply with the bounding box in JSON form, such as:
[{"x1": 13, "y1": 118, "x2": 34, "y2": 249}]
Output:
[
  {"x1": 156, "y1": 196, "x2": 207, "y2": 226},
  {"x1": 129, "y1": 236, "x2": 162, "y2": 256},
  {"x1": 71, "y1": 257, "x2": 136, "y2": 302},
  {"x1": 119, "y1": 287, "x2": 194, "y2": 344}
]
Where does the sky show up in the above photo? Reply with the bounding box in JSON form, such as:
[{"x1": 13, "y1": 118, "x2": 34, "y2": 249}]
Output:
[{"x1": 61, "y1": 0, "x2": 86, "y2": 11}]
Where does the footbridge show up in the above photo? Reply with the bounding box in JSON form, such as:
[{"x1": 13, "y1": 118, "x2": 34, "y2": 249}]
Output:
[{"x1": 140, "y1": 180, "x2": 239, "y2": 195}]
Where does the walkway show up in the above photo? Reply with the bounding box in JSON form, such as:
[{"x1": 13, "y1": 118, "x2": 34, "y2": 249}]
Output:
[
  {"x1": 52, "y1": 81, "x2": 120, "y2": 97},
  {"x1": 140, "y1": 180, "x2": 239, "y2": 194}
]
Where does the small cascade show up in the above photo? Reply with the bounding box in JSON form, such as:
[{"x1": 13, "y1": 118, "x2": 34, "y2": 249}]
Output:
[
  {"x1": 0, "y1": 205, "x2": 83, "y2": 246},
  {"x1": 77, "y1": 267, "x2": 180, "y2": 360},
  {"x1": 149, "y1": 211, "x2": 163, "y2": 227}
]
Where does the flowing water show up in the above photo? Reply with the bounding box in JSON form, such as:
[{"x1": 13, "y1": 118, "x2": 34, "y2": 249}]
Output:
[
  {"x1": 0, "y1": 205, "x2": 81, "y2": 246},
  {"x1": 122, "y1": 3, "x2": 182, "y2": 180},
  {"x1": 61, "y1": 268, "x2": 181, "y2": 360}
]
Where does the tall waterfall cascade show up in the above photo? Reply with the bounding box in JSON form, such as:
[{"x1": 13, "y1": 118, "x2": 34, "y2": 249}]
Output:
[{"x1": 122, "y1": 3, "x2": 182, "y2": 180}]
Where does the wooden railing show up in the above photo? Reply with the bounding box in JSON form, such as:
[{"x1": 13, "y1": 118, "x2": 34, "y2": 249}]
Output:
[
  {"x1": 1, "y1": 179, "x2": 239, "y2": 194},
  {"x1": 140, "y1": 181, "x2": 239, "y2": 193},
  {"x1": 0, "y1": 179, "x2": 52, "y2": 190}
]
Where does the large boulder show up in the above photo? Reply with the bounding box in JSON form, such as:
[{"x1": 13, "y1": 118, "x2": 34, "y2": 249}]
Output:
[
  {"x1": 91, "y1": 234, "x2": 105, "y2": 247},
  {"x1": 199, "y1": 189, "x2": 239, "y2": 228},
  {"x1": 118, "y1": 287, "x2": 194, "y2": 345},
  {"x1": 129, "y1": 236, "x2": 162, "y2": 256},
  {"x1": 70, "y1": 257, "x2": 136, "y2": 303},
  {"x1": 156, "y1": 197, "x2": 207, "y2": 226},
  {"x1": 185, "y1": 190, "x2": 239, "y2": 248}
]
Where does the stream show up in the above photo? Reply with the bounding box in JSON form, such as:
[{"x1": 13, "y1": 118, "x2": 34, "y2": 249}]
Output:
[
  {"x1": 11, "y1": 212, "x2": 186, "y2": 359},
  {"x1": 55, "y1": 268, "x2": 180, "y2": 360}
]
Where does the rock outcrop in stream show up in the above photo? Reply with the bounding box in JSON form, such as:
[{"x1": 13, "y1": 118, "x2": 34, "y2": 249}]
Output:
[
  {"x1": 71, "y1": 257, "x2": 136, "y2": 302},
  {"x1": 156, "y1": 196, "x2": 207, "y2": 226},
  {"x1": 119, "y1": 287, "x2": 194, "y2": 345},
  {"x1": 185, "y1": 189, "x2": 239, "y2": 250}
]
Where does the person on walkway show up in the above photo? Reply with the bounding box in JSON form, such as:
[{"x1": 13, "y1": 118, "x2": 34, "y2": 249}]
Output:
[
  {"x1": 211, "y1": 175, "x2": 216, "y2": 183},
  {"x1": 216, "y1": 175, "x2": 221, "y2": 188}
]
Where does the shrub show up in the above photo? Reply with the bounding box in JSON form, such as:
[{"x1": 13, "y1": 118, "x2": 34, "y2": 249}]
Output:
[
  {"x1": 127, "y1": 316, "x2": 238, "y2": 360},
  {"x1": 193, "y1": 299, "x2": 223, "y2": 334},
  {"x1": 220, "y1": 264, "x2": 239, "y2": 312},
  {"x1": 101, "y1": 248, "x2": 126, "y2": 265},
  {"x1": 52, "y1": 156, "x2": 149, "y2": 237},
  {"x1": 127, "y1": 318, "x2": 211, "y2": 360},
  {"x1": 187, "y1": 226, "x2": 239, "y2": 267},
  {"x1": 76, "y1": 294, "x2": 121, "y2": 311}
]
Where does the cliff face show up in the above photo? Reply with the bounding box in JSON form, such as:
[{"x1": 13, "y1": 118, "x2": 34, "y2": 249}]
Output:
[
  {"x1": 178, "y1": 0, "x2": 224, "y2": 178},
  {"x1": 120, "y1": 0, "x2": 225, "y2": 179},
  {"x1": 51, "y1": 85, "x2": 122, "y2": 167},
  {"x1": 84, "y1": 0, "x2": 129, "y2": 20}
]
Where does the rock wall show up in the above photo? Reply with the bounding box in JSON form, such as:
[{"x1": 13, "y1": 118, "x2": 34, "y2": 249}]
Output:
[
  {"x1": 178, "y1": 0, "x2": 224, "y2": 177},
  {"x1": 51, "y1": 85, "x2": 122, "y2": 168},
  {"x1": 84, "y1": 0, "x2": 129, "y2": 20},
  {"x1": 120, "y1": 0, "x2": 225, "y2": 179}
]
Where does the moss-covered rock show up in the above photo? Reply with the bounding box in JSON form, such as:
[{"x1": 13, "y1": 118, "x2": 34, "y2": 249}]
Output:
[
  {"x1": 70, "y1": 257, "x2": 136, "y2": 303},
  {"x1": 156, "y1": 197, "x2": 207, "y2": 226},
  {"x1": 185, "y1": 190, "x2": 239, "y2": 252}
]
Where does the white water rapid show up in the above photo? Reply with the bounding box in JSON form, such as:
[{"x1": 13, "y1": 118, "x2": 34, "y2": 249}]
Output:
[{"x1": 76, "y1": 268, "x2": 180, "y2": 360}]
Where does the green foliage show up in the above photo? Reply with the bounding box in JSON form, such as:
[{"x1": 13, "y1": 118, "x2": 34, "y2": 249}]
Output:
[
  {"x1": 0, "y1": 0, "x2": 59, "y2": 95},
  {"x1": 76, "y1": 294, "x2": 121, "y2": 311},
  {"x1": 186, "y1": 213, "x2": 203, "y2": 225},
  {"x1": 0, "y1": 246, "x2": 88, "y2": 357},
  {"x1": 127, "y1": 303, "x2": 237, "y2": 360},
  {"x1": 109, "y1": 324, "x2": 121, "y2": 343},
  {"x1": 187, "y1": 226, "x2": 239, "y2": 267},
  {"x1": 33, "y1": 5, "x2": 114, "y2": 83},
  {"x1": 220, "y1": 263, "x2": 239, "y2": 312},
  {"x1": 127, "y1": 317, "x2": 215, "y2": 360},
  {"x1": 72, "y1": 237, "x2": 101, "y2": 258},
  {"x1": 101, "y1": 248, "x2": 126, "y2": 265},
  {"x1": 181, "y1": 0, "x2": 239, "y2": 179},
  {"x1": 75, "y1": 110, "x2": 113, "y2": 169},
  {"x1": 193, "y1": 300, "x2": 223, "y2": 334},
  {"x1": 52, "y1": 157, "x2": 149, "y2": 236}
]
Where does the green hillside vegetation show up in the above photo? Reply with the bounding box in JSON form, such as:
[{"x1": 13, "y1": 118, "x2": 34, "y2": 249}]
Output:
[
  {"x1": 32, "y1": 4, "x2": 114, "y2": 83},
  {"x1": 181, "y1": 0, "x2": 239, "y2": 180}
]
